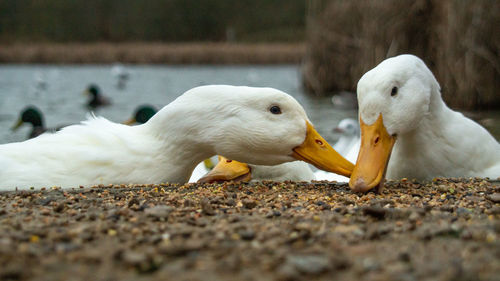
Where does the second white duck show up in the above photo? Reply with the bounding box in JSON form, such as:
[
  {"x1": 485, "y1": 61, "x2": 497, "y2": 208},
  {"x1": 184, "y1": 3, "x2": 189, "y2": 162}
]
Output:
[{"x1": 349, "y1": 54, "x2": 500, "y2": 192}]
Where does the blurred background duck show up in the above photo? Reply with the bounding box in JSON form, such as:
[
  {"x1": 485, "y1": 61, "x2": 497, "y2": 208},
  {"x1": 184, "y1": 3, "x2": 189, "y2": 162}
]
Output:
[
  {"x1": 85, "y1": 84, "x2": 111, "y2": 108},
  {"x1": 123, "y1": 105, "x2": 157, "y2": 125},
  {"x1": 333, "y1": 118, "x2": 360, "y2": 160},
  {"x1": 11, "y1": 106, "x2": 48, "y2": 139},
  {"x1": 11, "y1": 106, "x2": 67, "y2": 139},
  {"x1": 111, "y1": 64, "x2": 130, "y2": 90},
  {"x1": 331, "y1": 91, "x2": 358, "y2": 110},
  {"x1": 33, "y1": 72, "x2": 48, "y2": 91},
  {"x1": 0, "y1": 85, "x2": 353, "y2": 190}
]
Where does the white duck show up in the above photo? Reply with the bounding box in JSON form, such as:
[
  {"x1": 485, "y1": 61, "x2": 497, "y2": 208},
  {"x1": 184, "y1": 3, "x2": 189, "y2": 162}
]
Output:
[
  {"x1": 349, "y1": 54, "x2": 500, "y2": 192},
  {"x1": 0, "y1": 85, "x2": 354, "y2": 190},
  {"x1": 198, "y1": 118, "x2": 361, "y2": 183}
]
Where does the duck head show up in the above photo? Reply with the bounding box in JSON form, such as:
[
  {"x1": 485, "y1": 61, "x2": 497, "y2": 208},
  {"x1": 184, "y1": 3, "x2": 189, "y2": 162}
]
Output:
[
  {"x1": 349, "y1": 54, "x2": 441, "y2": 192},
  {"x1": 12, "y1": 106, "x2": 44, "y2": 130},
  {"x1": 159, "y1": 85, "x2": 354, "y2": 177},
  {"x1": 124, "y1": 105, "x2": 157, "y2": 125},
  {"x1": 86, "y1": 84, "x2": 101, "y2": 98}
]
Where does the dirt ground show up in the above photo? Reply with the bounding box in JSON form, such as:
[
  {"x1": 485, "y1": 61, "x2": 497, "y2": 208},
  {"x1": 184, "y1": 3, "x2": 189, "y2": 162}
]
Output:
[{"x1": 0, "y1": 178, "x2": 499, "y2": 281}]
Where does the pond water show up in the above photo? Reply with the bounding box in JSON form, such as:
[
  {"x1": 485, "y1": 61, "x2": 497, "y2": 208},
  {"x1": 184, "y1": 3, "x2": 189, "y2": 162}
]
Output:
[{"x1": 0, "y1": 64, "x2": 498, "y2": 145}]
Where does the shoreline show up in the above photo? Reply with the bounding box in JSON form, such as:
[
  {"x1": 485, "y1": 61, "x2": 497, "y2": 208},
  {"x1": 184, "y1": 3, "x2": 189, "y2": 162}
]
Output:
[{"x1": 0, "y1": 42, "x2": 305, "y2": 64}]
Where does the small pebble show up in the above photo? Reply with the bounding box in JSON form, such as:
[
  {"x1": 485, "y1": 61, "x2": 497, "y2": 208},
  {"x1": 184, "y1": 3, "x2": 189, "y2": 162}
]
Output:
[
  {"x1": 201, "y1": 198, "x2": 215, "y2": 215},
  {"x1": 242, "y1": 199, "x2": 257, "y2": 209},
  {"x1": 486, "y1": 193, "x2": 500, "y2": 203},
  {"x1": 145, "y1": 205, "x2": 174, "y2": 220}
]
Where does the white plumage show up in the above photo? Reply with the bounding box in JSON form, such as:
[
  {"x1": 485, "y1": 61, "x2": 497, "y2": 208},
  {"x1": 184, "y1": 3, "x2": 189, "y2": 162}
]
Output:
[
  {"x1": 248, "y1": 161, "x2": 315, "y2": 182},
  {"x1": 196, "y1": 118, "x2": 360, "y2": 183},
  {"x1": 0, "y1": 85, "x2": 324, "y2": 190},
  {"x1": 351, "y1": 54, "x2": 499, "y2": 189}
]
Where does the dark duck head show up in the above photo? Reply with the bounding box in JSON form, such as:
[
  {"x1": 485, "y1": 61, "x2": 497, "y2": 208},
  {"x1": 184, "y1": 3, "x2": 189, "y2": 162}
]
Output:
[
  {"x1": 124, "y1": 105, "x2": 157, "y2": 125},
  {"x1": 85, "y1": 84, "x2": 111, "y2": 108},
  {"x1": 11, "y1": 106, "x2": 46, "y2": 139}
]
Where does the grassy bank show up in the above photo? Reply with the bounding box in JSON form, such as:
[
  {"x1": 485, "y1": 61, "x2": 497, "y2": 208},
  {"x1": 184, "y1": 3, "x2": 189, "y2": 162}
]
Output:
[{"x1": 0, "y1": 42, "x2": 305, "y2": 64}]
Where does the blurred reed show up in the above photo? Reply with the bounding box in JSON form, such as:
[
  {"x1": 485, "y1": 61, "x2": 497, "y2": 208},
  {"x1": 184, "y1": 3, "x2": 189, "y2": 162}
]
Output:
[
  {"x1": 303, "y1": 0, "x2": 500, "y2": 110},
  {"x1": 0, "y1": 43, "x2": 305, "y2": 64}
]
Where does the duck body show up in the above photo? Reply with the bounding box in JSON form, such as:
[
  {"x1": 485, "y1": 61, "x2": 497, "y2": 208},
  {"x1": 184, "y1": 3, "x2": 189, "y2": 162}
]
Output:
[
  {"x1": 350, "y1": 54, "x2": 500, "y2": 192},
  {"x1": 388, "y1": 104, "x2": 500, "y2": 180},
  {"x1": 0, "y1": 85, "x2": 352, "y2": 190},
  {"x1": 1, "y1": 119, "x2": 177, "y2": 189}
]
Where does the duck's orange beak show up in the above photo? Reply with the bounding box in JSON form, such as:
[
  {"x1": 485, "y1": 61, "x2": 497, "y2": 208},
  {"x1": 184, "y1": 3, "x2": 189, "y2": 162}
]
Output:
[
  {"x1": 198, "y1": 156, "x2": 252, "y2": 183},
  {"x1": 292, "y1": 121, "x2": 354, "y2": 177},
  {"x1": 349, "y1": 114, "x2": 396, "y2": 192}
]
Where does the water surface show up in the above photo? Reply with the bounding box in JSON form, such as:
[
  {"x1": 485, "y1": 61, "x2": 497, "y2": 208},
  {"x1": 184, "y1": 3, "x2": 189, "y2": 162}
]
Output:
[{"x1": 0, "y1": 65, "x2": 498, "y2": 145}]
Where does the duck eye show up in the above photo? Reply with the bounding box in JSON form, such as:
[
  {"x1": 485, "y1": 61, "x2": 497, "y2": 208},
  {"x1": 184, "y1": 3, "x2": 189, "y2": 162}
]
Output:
[
  {"x1": 391, "y1": 87, "x2": 398, "y2": 97},
  {"x1": 269, "y1": 105, "x2": 282, "y2": 115}
]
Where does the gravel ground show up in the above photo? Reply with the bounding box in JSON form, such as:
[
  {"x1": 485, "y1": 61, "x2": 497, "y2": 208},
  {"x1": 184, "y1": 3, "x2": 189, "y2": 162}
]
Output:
[{"x1": 0, "y1": 178, "x2": 499, "y2": 281}]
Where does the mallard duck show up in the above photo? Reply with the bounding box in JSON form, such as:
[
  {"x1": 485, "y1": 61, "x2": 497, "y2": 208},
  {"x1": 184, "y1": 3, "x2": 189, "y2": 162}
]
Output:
[
  {"x1": 11, "y1": 106, "x2": 48, "y2": 139},
  {"x1": 85, "y1": 84, "x2": 111, "y2": 108},
  {"x1": 0, "y1": 85, "x2": 354, "y2": 190},
  {"x1": 349, "y1": 54, "x2": 500, "y2": 192},
  {"x1": 123, "y1": 105, "x2": 157, "y2": 125}
]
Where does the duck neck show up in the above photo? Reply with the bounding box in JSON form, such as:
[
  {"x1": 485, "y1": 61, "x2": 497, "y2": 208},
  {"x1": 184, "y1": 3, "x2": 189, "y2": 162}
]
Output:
[
  {"x1": 30, "y1": 117, "x2": 44, "y2": 129},
  {"x1": 334, "y1": 135, "x2": 356, "y2": 153},
  {"x1": 141, "y1": 103, "x2": 217, "y2": 182},
  {"x1": 395, "y1": 87, "x2": 458, "y2": 166}
]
